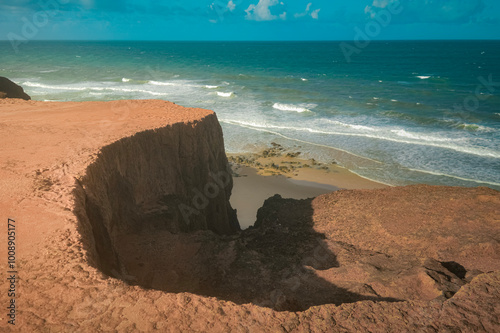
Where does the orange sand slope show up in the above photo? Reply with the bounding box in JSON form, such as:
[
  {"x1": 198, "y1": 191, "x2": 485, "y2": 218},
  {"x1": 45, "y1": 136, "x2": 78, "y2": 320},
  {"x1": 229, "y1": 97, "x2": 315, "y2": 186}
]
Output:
[{"x1": 0, "y1": 99, "x2": 499, "y2": 332}]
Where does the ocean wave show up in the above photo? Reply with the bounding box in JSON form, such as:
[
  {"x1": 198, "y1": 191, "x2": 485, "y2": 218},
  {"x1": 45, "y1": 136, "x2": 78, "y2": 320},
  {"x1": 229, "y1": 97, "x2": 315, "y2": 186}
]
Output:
[
  {"x1": 324, "y1": 119, "x2": 377, "y2": 131},
  {"x1": 455, "y1": 123, "x2": 496, "y2": 132},
  {"x1": 390, "y1": 129, "x2": 452, "y2": 142},
  {"x1": 23, "y1": 81, "x2": 87, "y2": 91},
  {"x1": 149, "y1": 80, "x2": 202, "y2": 88},
  {"x1": 217, "y1": 92, "x2": 234, "y2": 97},
  {"x1": 149, "y1": 80, "x2": 176, "y2": 86},
  {"x1": 272, "y1": 103, "x2": 313, "y2": 113},
  {"x1": 405, "y1": 167, "x2": 500, "y2": 187},
  {"x1": 23, "y1": 81, "x2": 168, "y2": 96},
  {"x1": 220, "y1": 119, "x2": 381, "y2": 163},
  {"x1": 39, "y1": 69, "x2": 60, "y2": 73},
  {"x1": 106, "y1": 87, "x2": 167, "y2": 96},
  {"x1": 221, "y1": 119, "x2": 500, "y2": 159},
  {"x1": 301, "y1": 78, "x2": 308, "y2": 81},
  {"x1": 205, "y1": 85, "x2": 219, "y2": 89},
  {"x1": 416, "y1": 76, "x2": 431, "y2": 79},
  {"x1": 122, "y1": 78, "x2": 131, "y2": 82}
]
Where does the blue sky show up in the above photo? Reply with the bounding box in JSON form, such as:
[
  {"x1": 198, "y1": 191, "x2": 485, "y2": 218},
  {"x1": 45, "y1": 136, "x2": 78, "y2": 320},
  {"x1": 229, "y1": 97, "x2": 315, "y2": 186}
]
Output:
[{"x1": 1, "y1": 0, "x2": 499, "y2": 41}]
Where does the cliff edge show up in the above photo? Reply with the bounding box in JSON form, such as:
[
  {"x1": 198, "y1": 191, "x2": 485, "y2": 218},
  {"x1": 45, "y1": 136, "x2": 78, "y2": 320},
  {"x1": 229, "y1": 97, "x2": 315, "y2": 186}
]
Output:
[{"x1": 0, "y1": 99, "x2": 499, "y2": 332}]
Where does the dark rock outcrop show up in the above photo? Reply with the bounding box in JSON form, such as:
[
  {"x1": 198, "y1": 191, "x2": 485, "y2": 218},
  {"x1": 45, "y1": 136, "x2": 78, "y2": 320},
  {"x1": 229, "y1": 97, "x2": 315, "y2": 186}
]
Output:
[{"x1": 0, "y1": 76, "x2": 31, "y2": 100}]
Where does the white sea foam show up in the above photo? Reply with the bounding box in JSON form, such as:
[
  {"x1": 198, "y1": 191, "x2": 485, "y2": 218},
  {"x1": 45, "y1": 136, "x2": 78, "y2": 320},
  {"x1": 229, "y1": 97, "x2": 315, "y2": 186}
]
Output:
[
  {"x1": 39, "y1": 69, "x2": 59, "y2": 73},
  {"x1": 107, "y1": 87, "x2": 167, "y2": 96},
  {"x1": 217, "y1": 92, "x2": 234, "y2": 97},
  {"x1": 391, "y1": 129, "x2": 451, "y2": 142},
  {"x1": 220, "y1": 119, "x2": 381, "y2": 163},
  {"x1": 301, "y1": 78, "x2": 308, "y2": 81},
  {"x1": 23, "y1": 81, "x2": 168, "y2": 96},
  {"x1": 149, "y1": 80, "x2": 176, "y2": 86},
  {"x1": 23, "y1": 81, "x2": 87, "y2": 91},
  {"x1": 122, "y1": 78, "x2": 131, "y2": 82},
  {"x1": 324, "y1": 119, "x2": 377, "y2": 131},
  {"x1": 222, "y1": 119, "x2": 500, "y2": 159},
  {"x1": 456, "y1": 123, "x2": 496, "y2": 133},
  {"x1": 205, "y1": 85, "x2": 218, "y2": 89},
  {"x1": 272, "y1": 103, "x2": 313, "y2": 113},
  {"x1": 405, "y1": 167, "x2": 500, "y2": 187},
  {"x1": 416, "y1": 76, "x2": 431, "y2": 79},
  {"x1": 391, "y1": 99, "x2": 398, "y2": 102}
]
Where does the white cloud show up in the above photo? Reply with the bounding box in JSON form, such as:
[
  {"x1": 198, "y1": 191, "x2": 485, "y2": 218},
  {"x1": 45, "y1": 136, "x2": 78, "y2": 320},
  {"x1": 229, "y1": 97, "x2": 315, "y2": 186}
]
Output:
[
  {"x1": 245, "y1": 0, "x2": 286, "y2": 21},
  {"x1": 294, "y1": 2, "x2": 320, "y2": 19},
  {"x1": 227, "y1": 0, "x2": 236, "y2": 12},
  {"x1": 365, "y1": 0, "x2": 400, "y2": 18},
  {"x1": 372, "y1": 0, "x2": 392, "y2": 9},
  {"x1": 311, "y1": 8, "x2": 320, "y2": 19}
]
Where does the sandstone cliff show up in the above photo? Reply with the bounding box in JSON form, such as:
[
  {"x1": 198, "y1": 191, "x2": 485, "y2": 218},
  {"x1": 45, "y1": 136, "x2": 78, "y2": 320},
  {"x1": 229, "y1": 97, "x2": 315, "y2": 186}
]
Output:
[
  {"x1": 0, "y1": 99, "x2": 499, "y2": 332},
  {"x1": 73, "y1": 112, "x2": 239, "y2": 278}
]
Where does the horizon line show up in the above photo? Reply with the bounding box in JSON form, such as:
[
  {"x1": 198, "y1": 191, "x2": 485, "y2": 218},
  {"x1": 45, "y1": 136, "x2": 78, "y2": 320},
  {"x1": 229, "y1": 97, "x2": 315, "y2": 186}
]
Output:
[{"x1": 1, "y1": 38, "x2": 499, "y2": 43}]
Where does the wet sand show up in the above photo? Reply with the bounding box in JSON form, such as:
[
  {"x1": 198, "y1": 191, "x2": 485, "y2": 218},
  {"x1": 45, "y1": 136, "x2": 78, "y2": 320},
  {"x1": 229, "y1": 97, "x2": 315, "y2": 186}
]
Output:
[{"x1": 228, "y1": 144, "x2": 387, "y2": 228}]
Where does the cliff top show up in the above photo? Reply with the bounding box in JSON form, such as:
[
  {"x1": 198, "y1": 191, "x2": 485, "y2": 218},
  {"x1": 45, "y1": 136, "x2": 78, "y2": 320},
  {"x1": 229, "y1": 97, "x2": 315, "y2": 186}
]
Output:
[{"x1": 0, "y1": 99, "x2": 499, "y2": 332}]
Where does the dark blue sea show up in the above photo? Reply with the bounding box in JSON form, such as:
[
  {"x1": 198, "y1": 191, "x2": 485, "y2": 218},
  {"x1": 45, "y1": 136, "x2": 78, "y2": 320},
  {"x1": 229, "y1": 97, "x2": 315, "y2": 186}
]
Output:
[{"x1": 1, "y1": 40, "x2": 499, "y2": 189}]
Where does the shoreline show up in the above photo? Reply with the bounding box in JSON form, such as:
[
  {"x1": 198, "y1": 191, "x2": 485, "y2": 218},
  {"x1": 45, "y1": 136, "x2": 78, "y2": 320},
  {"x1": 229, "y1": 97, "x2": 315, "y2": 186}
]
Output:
[{"x1": 228, "y1": 143, "x2": 387, "y2": 228}]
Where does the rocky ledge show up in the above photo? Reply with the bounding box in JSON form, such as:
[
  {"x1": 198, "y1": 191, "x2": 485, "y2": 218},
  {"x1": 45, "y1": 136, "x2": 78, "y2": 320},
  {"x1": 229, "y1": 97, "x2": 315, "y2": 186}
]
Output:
[{"x1": 0, "y1": 99, "x2": 498, "y2": 332}]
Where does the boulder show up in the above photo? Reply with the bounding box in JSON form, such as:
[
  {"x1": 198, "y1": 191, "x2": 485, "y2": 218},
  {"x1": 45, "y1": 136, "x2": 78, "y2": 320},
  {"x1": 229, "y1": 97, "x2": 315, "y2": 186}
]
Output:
[{"x1": 0, "y1": 76, "x2": 31, "y2": 100}]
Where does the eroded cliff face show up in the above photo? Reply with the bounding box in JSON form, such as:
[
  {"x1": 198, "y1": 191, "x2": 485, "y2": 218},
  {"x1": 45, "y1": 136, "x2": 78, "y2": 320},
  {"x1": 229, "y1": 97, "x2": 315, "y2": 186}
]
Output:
[
  {"x1": 73, "y1": 113, "x2": 239, "y2": 278},
  {"x1": 2, "y1": 99, "x2": 499, "y2": 332}
]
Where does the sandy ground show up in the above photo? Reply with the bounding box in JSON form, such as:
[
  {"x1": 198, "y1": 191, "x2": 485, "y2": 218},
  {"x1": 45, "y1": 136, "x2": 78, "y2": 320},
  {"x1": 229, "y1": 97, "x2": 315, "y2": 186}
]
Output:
[
  {"x1": 228, "y1": 150, "x2": 387, "y2": 228},
  {"x1": 0, "y1": 99, "x2": 215, "y2": 330},
  {"x1": 0, "y1": 99, "x2": 498, "y2": 332}
]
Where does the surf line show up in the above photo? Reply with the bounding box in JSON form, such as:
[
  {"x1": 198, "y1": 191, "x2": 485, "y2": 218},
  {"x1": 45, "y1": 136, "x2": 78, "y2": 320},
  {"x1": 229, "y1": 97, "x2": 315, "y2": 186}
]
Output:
[{"x1": 221, "y1": 119, "x2": 383, "y2": 165}]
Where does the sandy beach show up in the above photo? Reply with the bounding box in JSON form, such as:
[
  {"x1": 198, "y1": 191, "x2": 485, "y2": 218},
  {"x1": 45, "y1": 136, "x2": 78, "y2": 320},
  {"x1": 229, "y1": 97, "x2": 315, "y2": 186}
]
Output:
[{"x1": 228, "y1": 145, "x2": 387, "y2": 228}]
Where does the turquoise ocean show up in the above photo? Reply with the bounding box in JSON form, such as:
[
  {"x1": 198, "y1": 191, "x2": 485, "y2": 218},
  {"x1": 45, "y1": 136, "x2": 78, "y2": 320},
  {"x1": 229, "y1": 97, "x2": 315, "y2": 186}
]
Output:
[{"x1": 1, "y1": 41, "x2": 499, "y2": 189}]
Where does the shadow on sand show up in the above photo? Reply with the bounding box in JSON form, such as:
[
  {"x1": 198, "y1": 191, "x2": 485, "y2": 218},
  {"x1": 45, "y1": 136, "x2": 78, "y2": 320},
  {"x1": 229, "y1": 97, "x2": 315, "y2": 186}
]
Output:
[{"x1": 82, "y1": 194, "x2": 400, "y2": 312}]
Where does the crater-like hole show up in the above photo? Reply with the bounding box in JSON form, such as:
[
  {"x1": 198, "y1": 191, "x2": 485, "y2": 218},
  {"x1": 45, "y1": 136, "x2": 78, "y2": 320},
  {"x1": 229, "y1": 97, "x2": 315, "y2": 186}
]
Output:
[{"x1": 73, "y1": 126, "x2": 400, "y2": 311}]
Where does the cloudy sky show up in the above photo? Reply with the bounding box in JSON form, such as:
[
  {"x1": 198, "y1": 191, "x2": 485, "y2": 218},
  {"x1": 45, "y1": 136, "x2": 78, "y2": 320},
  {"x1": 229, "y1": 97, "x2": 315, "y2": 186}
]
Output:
[{"x1": 1, "y1": 0, "x2": 499, "y2": 41}]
